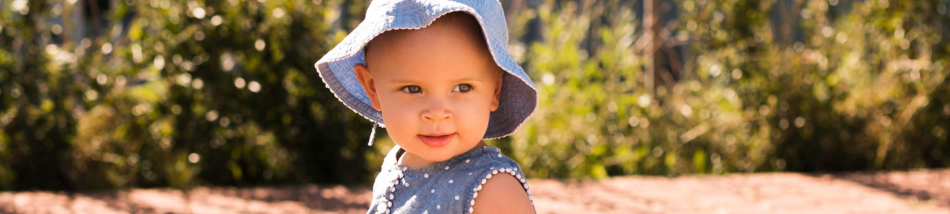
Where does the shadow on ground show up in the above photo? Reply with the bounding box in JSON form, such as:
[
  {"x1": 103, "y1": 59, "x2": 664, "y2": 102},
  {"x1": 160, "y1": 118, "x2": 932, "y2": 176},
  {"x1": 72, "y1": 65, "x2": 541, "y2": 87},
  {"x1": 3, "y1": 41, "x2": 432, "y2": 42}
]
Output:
[{"x1": 832, "y1": 170, "x2": 950, "y2": 207}]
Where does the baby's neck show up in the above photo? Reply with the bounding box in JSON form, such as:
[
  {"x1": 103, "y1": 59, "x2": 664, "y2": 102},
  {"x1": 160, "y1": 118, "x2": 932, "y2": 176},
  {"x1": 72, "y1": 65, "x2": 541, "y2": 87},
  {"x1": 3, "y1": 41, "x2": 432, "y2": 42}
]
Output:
[{"x1": 398, "y1": 141, "x2": 488, "y2": 169}]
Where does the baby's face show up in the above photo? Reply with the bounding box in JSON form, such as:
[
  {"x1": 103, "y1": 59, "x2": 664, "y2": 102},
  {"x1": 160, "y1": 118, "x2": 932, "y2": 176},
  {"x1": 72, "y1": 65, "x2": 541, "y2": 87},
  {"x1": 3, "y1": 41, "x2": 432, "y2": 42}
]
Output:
[{"x1": 354, "y1": 14, "x2": 503, "y2": 163}]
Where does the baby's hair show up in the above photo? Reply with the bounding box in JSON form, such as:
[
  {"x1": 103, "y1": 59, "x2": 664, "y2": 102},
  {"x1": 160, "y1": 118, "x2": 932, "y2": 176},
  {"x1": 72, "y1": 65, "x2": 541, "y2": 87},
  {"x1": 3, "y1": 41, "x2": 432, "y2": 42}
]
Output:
[{"x1": 363, "y1": 12, "x2": 491, "y2": 69}]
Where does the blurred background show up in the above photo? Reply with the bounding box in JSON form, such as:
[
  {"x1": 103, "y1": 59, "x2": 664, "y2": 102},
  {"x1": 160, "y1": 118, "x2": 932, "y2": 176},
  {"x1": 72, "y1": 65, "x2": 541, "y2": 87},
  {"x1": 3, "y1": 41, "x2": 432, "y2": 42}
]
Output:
[{"x1": 0, "y1": 0, "x2": 948, "y2": 191}]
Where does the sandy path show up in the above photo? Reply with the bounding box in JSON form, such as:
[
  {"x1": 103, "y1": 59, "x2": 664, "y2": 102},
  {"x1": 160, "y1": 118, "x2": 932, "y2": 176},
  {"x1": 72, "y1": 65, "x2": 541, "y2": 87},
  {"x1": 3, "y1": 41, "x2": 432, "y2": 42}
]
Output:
[{"x1": 1, "y1": 169, "x2": 947, "y2": 213}]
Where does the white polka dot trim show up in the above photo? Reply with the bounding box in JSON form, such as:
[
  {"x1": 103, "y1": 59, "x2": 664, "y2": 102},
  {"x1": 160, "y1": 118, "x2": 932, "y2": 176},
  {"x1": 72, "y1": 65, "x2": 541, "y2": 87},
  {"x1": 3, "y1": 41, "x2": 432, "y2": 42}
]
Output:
[
  {"x1": 376, "y1": 170, "x2": 404, "y2": 214},
  {"x1": 467, "y1": 167, "x2": 533, "y2": 214}
]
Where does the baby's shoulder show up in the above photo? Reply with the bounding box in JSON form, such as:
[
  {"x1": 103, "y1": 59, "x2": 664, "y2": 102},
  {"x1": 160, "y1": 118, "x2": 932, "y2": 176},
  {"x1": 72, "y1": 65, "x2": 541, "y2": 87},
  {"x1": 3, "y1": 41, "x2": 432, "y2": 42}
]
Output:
[{"x1": 448, "y1": 147, "x2": 534, "y2": 213}]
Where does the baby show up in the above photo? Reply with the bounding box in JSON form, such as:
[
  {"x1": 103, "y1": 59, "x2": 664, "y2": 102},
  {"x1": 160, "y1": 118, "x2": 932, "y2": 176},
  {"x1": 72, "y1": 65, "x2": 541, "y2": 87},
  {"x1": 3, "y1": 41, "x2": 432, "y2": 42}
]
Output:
[{"x1": 315, "y1": 0, "x2": 537, "y2": 213}]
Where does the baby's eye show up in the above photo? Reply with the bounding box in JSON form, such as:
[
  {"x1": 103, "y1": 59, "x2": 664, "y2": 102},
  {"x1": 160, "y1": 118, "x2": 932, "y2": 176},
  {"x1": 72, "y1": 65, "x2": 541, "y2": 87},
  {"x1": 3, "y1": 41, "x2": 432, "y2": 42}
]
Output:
[
  {"x1": 400, "y1": 85, "x2": 422, "y2": 94},
  {"x1": 452, "y1": 84, "x2": 473, "y2": 93}
]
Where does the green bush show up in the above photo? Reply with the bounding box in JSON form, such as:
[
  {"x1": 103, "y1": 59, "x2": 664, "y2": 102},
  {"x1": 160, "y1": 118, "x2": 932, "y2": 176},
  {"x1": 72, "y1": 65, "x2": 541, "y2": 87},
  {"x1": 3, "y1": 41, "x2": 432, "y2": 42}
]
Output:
[
  {"x1": 509, "y1": 0, "x2": 950, "y2": 179},
  {"x1": 0, "y1": 0, "x2": 378, "y2": 190},
  {"x1": 1, "y1": 0, "x2": 948, "y2": 190}
]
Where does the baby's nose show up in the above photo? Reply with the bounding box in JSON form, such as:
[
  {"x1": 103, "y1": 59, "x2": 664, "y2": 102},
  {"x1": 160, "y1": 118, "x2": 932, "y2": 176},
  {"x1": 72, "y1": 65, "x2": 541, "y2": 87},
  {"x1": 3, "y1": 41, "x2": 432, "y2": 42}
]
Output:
[{"x1": 421, "y1": 105, "x2": 452, "y2": 122}]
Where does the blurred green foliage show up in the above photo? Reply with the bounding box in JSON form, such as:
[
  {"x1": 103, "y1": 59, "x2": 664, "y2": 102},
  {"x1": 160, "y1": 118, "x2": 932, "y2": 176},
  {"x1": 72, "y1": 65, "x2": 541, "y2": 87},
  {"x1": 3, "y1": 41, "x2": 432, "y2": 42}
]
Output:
[
  {"x1": 510, "y1": 0, "x2": 950, "y2": 179},
  {"x1": 0, "y1": 0, "x2": 378, "y2": 190},
  {"x1": 1, "y1": 0, "x2": 949, "y2": 190}
]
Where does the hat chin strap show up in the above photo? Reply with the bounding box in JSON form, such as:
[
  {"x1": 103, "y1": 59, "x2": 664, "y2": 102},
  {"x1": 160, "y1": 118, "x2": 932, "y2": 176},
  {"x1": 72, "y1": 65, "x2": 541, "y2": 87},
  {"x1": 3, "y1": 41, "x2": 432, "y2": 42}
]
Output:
[{"x1": 368, "y1": 121, "x2": 379, "y2": 146}]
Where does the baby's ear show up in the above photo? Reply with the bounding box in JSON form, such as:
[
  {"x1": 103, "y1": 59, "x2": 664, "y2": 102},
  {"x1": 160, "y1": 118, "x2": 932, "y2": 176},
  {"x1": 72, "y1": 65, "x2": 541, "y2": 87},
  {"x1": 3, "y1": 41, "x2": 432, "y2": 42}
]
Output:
[
  {"x1": 354, "y1": 64, "x2": 382, "y2": 110},
  {"x1": 490, "y1": 71, "x2": 503, "y2": 112}
]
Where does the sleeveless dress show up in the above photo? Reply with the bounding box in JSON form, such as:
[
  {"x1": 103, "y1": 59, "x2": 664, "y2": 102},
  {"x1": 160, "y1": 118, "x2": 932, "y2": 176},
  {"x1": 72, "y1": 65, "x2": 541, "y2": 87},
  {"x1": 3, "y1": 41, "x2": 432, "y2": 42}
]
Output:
[{"x1": 366, "y1": 145, "x2": 533, "y2": 214}]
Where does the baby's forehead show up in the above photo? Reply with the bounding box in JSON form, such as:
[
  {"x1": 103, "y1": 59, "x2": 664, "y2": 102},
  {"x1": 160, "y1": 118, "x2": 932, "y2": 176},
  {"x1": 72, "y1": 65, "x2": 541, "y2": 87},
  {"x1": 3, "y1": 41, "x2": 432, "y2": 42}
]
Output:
[{"x1": 364, "y1": 12, "x2": 489, "y2": 62}]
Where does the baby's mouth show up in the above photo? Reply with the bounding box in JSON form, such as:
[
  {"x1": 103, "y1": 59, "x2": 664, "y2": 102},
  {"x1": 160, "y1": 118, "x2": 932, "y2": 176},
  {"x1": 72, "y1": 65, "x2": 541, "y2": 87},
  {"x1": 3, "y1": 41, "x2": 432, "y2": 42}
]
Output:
[{"x1": 418, "y1": 133, "x2": 455, "y2": 148}]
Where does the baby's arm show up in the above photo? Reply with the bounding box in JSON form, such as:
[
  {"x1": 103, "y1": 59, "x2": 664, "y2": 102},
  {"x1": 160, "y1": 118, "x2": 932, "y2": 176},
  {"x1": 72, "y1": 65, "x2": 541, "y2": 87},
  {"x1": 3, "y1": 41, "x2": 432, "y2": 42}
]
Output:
[{"x1": 471, "y1": 173, "x2": 536, "y2": 214}]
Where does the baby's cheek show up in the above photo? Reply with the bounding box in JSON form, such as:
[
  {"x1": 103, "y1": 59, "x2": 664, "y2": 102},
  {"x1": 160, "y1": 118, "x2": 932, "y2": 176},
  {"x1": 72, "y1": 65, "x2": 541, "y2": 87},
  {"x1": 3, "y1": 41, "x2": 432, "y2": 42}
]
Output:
[
  {"x1": 379, "y1": 105, "x2": 418, "y2": 138},
  {"x1": 455, "y1": 104, "x2": 492, "y2": 138}
]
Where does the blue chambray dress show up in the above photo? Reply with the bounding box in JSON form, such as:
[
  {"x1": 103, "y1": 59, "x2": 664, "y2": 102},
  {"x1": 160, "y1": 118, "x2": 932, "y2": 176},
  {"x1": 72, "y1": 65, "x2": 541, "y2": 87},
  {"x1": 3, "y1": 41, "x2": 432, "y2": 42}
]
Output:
[{"x1": 367, "y1": 145, "x2": 533, "y2": 214}]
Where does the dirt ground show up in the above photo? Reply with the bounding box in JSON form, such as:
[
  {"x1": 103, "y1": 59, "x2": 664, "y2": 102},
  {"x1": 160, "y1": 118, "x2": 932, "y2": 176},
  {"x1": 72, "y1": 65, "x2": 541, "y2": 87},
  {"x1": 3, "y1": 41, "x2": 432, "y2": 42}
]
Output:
[{"x1": 1, "y1": 169, "x2": 947, "y2": 214}]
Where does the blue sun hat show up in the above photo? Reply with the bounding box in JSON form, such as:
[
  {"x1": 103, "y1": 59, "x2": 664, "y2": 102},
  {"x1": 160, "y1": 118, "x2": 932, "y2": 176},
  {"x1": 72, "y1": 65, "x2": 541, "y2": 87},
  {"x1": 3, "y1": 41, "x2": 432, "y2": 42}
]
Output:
[{"x1": 314, "y1": 0, "x2": 538, "y2": 143}]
